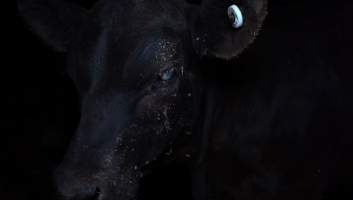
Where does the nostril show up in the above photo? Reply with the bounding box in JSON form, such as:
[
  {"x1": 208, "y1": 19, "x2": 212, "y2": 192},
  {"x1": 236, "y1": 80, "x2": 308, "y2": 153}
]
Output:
[{"x1": 91, "y1": 187, "x2": 101, "y2": 200}]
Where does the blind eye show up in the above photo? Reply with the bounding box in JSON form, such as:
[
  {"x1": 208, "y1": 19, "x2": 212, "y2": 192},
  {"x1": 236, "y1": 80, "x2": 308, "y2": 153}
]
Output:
[{"x1": 160, "y1": 68, "x2": 176, "y2": 81}]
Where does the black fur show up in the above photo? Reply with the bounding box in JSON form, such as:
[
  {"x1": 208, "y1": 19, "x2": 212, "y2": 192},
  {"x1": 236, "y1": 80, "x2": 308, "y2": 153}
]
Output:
[
  {"x1": 18, "y1": 0, "x2": 353, "y2": 200},
  {"x1": 17, "y1": 0, "x2": 88, "y2": 52}
]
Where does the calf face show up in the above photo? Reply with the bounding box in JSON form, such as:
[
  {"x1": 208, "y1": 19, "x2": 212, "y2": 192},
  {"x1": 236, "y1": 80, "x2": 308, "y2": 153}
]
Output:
[
  {"x1": 53, "y1": 6, "x2": 194, "y2": 199},
  {"x1": 18, "y1": 0, "x2": 267, "y2": 199}
]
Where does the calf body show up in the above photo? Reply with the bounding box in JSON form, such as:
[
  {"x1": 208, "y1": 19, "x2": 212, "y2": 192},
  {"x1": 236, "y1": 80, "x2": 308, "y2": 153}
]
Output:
[{"x1": 19, "y1": 0, "x2": 352, "y2": 200}]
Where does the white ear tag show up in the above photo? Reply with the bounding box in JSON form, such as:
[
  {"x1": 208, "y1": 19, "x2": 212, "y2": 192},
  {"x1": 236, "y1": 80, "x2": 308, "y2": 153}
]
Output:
[{"x1": 228, "y1": 4, "x2": 244, "y2": 29}]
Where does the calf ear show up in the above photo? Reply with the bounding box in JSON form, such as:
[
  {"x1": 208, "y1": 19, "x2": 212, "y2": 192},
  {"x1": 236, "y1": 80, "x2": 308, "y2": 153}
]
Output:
[
  {"x1": 17, "y1": 0, "x2": 88, "y2": 52},
  {"x1": 185, "y1": 0, "x2": 268, "y2": 59}
]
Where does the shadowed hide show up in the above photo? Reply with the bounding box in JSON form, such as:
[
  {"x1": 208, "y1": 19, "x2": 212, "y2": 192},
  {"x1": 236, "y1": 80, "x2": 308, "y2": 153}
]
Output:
[{"x1": 18, "y1": 0, "x2": 353, "y2": 200}]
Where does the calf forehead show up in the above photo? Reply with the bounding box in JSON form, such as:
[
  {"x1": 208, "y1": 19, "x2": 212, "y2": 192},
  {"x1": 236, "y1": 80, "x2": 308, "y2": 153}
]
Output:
[
  {"x1": 99, "y1": 0, "x2": 185, "y2": 32},
  {"x1": 70, "y1": 0, "x2": 186, "y2": 93},
  {"x1": 84, "y1": 30, "x2": 181, "y2": 91},
  {"x1": 122, "y1": 35, "x2": 181, "y2": 84}
]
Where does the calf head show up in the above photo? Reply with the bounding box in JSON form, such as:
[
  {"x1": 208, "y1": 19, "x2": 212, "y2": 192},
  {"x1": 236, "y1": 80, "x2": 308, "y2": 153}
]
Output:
[{"x1": 18, "y1": 0, "x2": 267, "y2": 199}]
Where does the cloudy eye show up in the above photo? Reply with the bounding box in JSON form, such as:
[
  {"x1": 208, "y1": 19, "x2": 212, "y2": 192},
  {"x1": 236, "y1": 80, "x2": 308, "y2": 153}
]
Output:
[
  {"x1": 160, "y1": 68, "x2": 176, "y2": 81},
  {"x1": 228, "y1": 4, "x2": 244, "y2": 29}
]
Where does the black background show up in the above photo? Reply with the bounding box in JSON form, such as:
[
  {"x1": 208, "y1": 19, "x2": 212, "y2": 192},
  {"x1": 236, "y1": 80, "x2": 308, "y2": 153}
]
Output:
[{"x1": 5, "y1": 0, "x2": 353, "y2": 199}]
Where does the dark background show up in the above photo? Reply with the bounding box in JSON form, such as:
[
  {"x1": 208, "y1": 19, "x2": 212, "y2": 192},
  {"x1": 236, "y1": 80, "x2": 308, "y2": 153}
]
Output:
[{"x1": 5, "y1": 0, "x2": 353, "y2": 199}]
